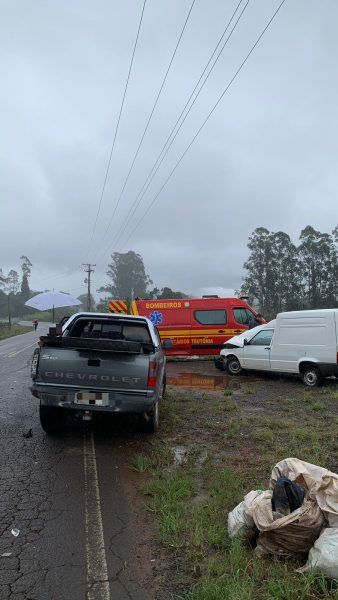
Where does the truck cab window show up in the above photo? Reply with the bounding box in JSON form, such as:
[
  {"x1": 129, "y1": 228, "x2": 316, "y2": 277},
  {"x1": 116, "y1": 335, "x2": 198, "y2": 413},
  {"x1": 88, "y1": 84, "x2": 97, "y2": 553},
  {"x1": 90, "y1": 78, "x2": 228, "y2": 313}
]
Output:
[{"x1": 233, "y1": 308, "x2": 255, "y2": 325}]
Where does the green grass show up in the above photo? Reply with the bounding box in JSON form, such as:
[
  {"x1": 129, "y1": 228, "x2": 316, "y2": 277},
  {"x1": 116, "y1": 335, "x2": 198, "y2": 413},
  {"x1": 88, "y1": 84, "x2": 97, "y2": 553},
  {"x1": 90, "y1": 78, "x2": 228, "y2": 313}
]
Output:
[
  {"x1": 311, "y1": 401, "x2": 326, "y2": 411},
  {"x1": 0, "y1": 324, "x2": 31, "y2": 340},
  {"x1": 133, "y1": 380, "x2": 338, "y2": 599},
  {"x1": 130, "y1": 453, "x2": 155, "y2": 473}
]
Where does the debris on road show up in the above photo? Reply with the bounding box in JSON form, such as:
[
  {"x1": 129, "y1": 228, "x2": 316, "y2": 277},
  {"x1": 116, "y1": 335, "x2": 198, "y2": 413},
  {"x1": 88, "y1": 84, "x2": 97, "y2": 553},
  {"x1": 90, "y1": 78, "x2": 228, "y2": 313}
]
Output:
[
  {"x1": 1, "y1": 552, "x2": 12, "y2": 557},
  {"x1": 228, "y1": 458, "x2": 338, "y2": 578},
  {"x1": 11, "y1": 528, "x2": 20, "y2": 537},
  {"x1": 22, "y1": 428, "x2": 33, "y2": 438}
]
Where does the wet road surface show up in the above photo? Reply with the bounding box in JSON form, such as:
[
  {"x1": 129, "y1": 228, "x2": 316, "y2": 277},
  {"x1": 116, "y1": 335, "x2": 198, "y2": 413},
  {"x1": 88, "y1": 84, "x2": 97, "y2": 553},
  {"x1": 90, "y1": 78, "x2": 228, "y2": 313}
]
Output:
[{"x1": 0, "y1": 327, "x2": 151, "y2": 600}]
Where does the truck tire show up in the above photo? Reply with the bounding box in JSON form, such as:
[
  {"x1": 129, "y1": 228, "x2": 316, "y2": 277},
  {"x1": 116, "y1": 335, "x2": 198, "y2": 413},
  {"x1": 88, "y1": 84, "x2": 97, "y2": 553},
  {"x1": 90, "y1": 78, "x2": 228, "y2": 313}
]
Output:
[
  {"x1": 302, "y1": 366, "x2": 323, "y2": 387},
  {"x1": 39, "y1": 405, "x2": 66, "y2": 433},
  {"x1": 161, "y1": 374, "x2": 167, "y2": 398},
  {"x1": 143, "y1": 400, "x2": 159, "y2": 434},
  {"x1": 225, "y1": 356, "x2": 242, "y2": 376}
]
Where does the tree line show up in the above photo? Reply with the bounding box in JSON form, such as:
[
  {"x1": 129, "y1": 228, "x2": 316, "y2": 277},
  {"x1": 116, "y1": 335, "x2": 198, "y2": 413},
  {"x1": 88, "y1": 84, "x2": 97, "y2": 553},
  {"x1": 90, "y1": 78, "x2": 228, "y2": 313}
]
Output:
[
  {"x1": 2, "y1": 224, "x2": 336, "y2": 320},
  {"x1": 241, "y1": 225, "x2": 338, "y2": 319},
  {"x1": 0, "y1": 256, "x2": 34, "y2": 320}
]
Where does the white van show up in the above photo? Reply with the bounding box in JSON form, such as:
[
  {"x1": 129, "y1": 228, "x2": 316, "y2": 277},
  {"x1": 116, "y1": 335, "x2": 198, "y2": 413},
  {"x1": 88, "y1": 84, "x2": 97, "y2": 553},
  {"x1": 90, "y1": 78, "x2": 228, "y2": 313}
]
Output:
[{"x1": 218, "y1": 309, "x2": 338, "y2": 387}]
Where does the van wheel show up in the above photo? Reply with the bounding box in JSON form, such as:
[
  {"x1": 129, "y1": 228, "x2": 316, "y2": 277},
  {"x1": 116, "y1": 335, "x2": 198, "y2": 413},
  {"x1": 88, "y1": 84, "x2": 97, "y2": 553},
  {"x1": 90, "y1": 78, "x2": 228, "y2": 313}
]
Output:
[
  {"x1": 226, "y1": 357, "x2": 242, "y2": 376},
  {"x1": 143, "y1": 401, "x2": 159, "y2": 433},
  {"x1": 302, "y1": 366, "x2": 323, "y2": 387},
  {"x1": 39, "y1": 405, "x2": 66, "y2": 433}
]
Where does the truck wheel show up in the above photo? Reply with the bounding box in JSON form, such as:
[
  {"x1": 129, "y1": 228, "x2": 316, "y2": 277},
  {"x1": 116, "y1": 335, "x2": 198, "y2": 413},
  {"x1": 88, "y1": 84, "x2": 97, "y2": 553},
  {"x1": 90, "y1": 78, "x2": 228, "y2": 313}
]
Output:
[
  {"x1": 143, "y1": 400, "x2": 159, "y2": 434},
  {"x1": 161, "y1": 375, "x2": 167, "y2": 398},
  {"x1": 226, "y1": 357, "x2": 242, "y2": 376},
  {"x1": 302, "y1": 366, "x2": 323, "y2": 387},
  {"x1": 39, "y1": 406, "x2": 66, "y2": 433}
]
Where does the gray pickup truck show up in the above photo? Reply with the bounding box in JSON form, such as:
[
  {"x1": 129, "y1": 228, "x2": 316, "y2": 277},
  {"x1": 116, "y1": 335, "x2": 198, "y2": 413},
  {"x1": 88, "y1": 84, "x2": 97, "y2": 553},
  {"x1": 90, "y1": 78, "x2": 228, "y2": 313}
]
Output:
[{"x1": 30, "y1": 312, "x2": 170, "y2": 433}]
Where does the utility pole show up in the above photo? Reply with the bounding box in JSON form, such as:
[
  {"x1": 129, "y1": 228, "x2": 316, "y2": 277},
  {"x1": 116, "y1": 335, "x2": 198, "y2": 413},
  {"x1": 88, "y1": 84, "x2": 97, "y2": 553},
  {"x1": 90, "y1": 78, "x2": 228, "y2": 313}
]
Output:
[
  {"x1": 7, "y1": 294, "x2": 11, "y2": 328},
  {"x1": 82, "y1": 263, "x2": 96, "y2": 311}
]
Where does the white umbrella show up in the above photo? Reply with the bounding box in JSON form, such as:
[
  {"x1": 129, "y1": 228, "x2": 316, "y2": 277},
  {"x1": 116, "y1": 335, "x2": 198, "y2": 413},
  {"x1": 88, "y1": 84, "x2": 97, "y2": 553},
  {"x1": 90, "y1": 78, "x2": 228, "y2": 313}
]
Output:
[{"x1": 25, "y1": 292, "x2": 82, "y2": 322}]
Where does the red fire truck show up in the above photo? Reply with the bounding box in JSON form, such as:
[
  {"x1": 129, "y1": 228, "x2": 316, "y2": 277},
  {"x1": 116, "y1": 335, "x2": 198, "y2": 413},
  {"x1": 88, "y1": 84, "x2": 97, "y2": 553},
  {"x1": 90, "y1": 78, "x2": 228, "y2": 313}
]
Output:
[{"x1": 107, "y1": 296, "x2": 259, "y2": 356}]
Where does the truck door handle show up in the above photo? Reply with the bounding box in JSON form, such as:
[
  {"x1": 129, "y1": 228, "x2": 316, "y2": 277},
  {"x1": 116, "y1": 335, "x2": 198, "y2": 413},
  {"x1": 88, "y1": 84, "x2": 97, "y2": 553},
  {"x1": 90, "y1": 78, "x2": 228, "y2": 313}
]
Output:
[
  {"x1": 88, "y1": 359, "x2": 101, "y2": 367},
  {"x1": 218, "y1": 329, "x2": 226, "y2": 333},
  {"x1": 264, "y1": 347, "x2": 270, "y2": 350},
  {"x1": 234, "y1": 330, "x2": 242, "y2": 333}
]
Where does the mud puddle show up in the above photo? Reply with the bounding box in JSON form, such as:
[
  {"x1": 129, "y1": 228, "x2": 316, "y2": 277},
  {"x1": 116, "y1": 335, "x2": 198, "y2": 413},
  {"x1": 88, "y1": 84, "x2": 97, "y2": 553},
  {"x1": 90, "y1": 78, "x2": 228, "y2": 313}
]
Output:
[{"x1": 167, "y1": 371, "x2": 244, "y2": 390}]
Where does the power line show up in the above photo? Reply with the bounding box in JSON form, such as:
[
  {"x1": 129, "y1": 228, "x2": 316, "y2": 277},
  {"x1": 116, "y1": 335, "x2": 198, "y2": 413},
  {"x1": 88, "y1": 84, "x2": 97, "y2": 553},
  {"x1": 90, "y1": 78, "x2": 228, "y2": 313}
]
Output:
[
  {"x1": 92, "y1": 0, "x2": 197, "y2": 261},
  {"x1": 106, "y1": 0, "x2": 249, "y2": 254},
  {"x1": 85, "y1": 0, "x2": 147, "y2": 260},
  {"x1": 117, "y1": 0, "x2": 287, "y2": 251}
]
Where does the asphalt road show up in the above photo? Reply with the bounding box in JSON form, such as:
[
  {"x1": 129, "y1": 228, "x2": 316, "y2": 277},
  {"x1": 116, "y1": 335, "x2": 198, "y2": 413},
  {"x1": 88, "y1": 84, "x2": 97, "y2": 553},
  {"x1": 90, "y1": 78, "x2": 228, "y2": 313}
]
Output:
[{"x1": 0, "y1": 327, "x2": 151, "y2": 600}]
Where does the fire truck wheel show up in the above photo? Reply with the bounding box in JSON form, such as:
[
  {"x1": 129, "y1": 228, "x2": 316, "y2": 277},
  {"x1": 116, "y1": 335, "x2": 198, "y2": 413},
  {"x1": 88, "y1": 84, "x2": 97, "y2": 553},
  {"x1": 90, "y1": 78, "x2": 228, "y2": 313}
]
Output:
[{"x1": 225, "y1": 356, "x2": 242, "y2": 376}]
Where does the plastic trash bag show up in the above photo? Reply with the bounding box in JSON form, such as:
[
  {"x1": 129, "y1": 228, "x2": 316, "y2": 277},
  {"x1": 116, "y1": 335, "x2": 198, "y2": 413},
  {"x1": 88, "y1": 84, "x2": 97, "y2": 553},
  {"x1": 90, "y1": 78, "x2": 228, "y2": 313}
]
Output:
[
  {"x1": 250, "y1": 490, "x2": 325, "y2": 557},
  {"x1": 297, "y1": 528, "x2": 338, "y2": 579},
  {"x1": 271, "y1": 476, "x2": 306, "y2": 515}
]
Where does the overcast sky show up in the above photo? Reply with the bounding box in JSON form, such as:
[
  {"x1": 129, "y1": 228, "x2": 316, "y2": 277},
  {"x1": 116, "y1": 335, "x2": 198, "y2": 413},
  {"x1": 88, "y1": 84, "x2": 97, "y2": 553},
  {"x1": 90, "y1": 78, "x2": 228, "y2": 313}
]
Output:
[{"x1": 1, "y1": 0, "x2": 337, "y2": 300}]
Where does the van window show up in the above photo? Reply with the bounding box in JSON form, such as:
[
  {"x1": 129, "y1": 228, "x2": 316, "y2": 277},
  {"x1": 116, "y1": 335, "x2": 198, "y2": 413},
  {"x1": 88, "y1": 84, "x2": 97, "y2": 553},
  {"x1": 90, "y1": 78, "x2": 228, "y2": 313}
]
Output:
[
  {"x1": 249, "y1": 330, "x2": 274, "y2": 346},
  {"x1": 233, "y1": 308, "x2": 255, "y2": 325},
  {"x1": 194, "y1": 310, "x2": 227, "y2": 325}
]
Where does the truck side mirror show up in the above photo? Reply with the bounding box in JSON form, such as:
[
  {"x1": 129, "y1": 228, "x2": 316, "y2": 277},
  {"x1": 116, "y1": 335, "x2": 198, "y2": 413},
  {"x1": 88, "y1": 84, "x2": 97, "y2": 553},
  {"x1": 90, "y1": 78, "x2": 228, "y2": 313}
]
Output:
[
  {"x1": 243, "y1": 338, "x2": 249, "y2": 346},
  {"x1": 162, "y1": 339, "x2": 173, "y2": 349}
]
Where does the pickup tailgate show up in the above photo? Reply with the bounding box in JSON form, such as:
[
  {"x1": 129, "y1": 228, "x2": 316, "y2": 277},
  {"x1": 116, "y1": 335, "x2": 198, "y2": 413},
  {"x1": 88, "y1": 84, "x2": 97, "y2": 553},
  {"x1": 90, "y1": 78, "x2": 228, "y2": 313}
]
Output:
[{"x1": 36, "y1": 346, "x2": 150, "y2": 392}]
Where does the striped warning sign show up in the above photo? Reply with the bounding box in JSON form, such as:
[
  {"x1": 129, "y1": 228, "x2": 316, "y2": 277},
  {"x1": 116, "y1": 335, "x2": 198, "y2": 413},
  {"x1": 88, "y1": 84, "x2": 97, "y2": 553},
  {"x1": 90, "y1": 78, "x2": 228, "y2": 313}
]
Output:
[{"x1": 108, "y1": 300, "x2": 128, "y2": 314}]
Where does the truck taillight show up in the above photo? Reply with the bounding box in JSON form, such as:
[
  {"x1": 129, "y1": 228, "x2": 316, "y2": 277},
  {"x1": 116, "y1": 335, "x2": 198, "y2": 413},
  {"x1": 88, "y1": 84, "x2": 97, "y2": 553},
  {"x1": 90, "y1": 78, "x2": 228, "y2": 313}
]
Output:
[
  {"x1": 31, "y1": 349, "x2": 40, "y2": 379},
  {"x1": 147, "y1": 360, "x2": 158, "y2": 388}
]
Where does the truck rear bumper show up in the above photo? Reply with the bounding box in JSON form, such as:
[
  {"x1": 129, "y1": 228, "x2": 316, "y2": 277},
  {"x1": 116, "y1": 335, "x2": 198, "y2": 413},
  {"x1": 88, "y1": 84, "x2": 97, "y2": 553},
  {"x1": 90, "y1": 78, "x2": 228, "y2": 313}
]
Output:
[{"x1": 30, "y1": 384, "x2": 156, "y2": 413}]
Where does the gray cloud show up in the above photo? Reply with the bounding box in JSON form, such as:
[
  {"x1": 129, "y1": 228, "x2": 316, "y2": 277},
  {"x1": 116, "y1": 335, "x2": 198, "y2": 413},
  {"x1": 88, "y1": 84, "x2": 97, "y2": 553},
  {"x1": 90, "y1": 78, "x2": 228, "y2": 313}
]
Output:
[{"x1": 1, "y1": 0, "x2": 337, "y2": 300}]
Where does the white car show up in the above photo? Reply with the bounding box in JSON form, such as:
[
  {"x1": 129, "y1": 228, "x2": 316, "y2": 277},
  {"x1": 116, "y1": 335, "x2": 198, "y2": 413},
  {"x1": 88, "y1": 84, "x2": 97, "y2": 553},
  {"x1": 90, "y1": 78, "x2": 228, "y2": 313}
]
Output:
[{"x1": 219, "y1": 309, "x2": 338, "y2": 387}]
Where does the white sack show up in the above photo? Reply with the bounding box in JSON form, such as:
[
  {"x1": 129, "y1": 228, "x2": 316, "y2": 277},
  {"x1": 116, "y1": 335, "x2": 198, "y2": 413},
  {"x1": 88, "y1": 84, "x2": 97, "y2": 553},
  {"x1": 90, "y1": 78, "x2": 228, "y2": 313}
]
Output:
[
  {"x1": 298, "y1": 528, "x2": 338, "y2": 579},
  {"x1": 228, "y1": 490, "x2": 262, "y2": 538}
]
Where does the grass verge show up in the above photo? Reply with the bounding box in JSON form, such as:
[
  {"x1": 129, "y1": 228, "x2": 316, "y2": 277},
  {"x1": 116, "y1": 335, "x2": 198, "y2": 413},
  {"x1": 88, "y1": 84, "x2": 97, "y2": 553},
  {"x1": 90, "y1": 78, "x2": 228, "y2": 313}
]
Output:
[
  {"x1": 131, "y1": 378, "x2": 338, "y2": 599},
  {"x1": 0, "y1": 325, "x2": 32, "y2": 340}
]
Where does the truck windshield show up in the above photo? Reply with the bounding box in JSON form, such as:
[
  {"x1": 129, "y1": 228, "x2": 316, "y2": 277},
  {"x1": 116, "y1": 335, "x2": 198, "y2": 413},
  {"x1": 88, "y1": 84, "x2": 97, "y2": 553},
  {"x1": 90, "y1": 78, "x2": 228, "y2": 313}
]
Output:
[{"x1": 68, "y1": 318, "x2": 152, "y2": 345}]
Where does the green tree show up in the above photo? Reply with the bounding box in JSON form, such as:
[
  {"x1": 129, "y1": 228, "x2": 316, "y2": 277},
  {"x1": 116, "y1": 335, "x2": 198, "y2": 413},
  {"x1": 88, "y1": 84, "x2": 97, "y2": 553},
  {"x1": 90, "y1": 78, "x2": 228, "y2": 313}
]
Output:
[
  {"x1": 298, "y1": 226, "x2": 337, "y2": 308},
  {"x1": 241, "y1": 228, "x2": 277, "y2": 317},
  {"x1": 20, "y1": 255, "x2": 33, "y2": 297},
  {"x1": 156, "y1": 286, "x2": 188, "y2": 299},
  {"x1": 6, "y1": 270, "x2": 19, "y2": 294},
  {"x1": 270, "y1": 231, "x2": 303, "y2": 311},
  {"x1": 99, "y1": 251, "x2": 152, "y2": 301}
]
